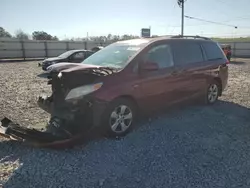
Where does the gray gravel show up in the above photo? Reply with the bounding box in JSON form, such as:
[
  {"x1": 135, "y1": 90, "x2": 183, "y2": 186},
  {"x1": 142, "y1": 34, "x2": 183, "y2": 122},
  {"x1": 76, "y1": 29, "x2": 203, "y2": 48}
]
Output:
[{"x1": 0, "y1": 58, "x2": 250, "y2": 188}]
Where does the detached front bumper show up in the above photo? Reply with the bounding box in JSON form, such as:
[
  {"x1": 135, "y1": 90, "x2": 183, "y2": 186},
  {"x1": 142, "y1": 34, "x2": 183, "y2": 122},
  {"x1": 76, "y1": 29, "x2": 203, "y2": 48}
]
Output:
[
  {"x1": 0, "y1": 117, "x2": 93, "y2": 149},
  {"x1": 0, "y1": 117, "x2": 68, "y2": 147}
]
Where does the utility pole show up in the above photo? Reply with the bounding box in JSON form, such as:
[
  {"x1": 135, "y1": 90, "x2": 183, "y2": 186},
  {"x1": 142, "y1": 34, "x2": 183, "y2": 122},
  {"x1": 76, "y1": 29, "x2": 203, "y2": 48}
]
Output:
[{"x1": 177, "y1": 0, "x2": 186, "y2": 36}]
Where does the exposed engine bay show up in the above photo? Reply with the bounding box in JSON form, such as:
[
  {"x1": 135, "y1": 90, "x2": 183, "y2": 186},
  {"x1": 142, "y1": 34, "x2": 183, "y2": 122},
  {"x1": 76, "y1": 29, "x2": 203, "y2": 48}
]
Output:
[{"x1": 0, "y1": 66, "x2": 117, "y2": 148}]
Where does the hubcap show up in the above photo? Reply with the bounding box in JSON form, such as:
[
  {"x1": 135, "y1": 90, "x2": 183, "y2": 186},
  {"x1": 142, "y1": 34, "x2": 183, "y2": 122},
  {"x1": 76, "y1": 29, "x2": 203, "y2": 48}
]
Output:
[
  {"x1": 208, "y1": 84, "x2": 218, "y2": 103},
  {"x1": 109, "y1": 105, "x2": 133, "y2": 133}
]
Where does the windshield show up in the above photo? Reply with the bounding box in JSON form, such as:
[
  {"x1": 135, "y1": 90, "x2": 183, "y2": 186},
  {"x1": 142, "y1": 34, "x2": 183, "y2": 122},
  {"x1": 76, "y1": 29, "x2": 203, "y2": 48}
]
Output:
[
  {"x1": 58, "y1": 50, "x2": 75, "y2": 58},
  {"x1": 81, "y1": 40, "x2": 149, "y2": 68}
]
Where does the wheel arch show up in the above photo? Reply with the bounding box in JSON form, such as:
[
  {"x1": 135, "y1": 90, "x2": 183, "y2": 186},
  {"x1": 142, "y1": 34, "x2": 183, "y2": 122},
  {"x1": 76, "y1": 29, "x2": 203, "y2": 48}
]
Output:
[
  {"x1": 112, "y1": 95, "x2": 139, "y2": 111},
  {"x1": 214, "y1": 77, "x2": 222, "y2": 96}
]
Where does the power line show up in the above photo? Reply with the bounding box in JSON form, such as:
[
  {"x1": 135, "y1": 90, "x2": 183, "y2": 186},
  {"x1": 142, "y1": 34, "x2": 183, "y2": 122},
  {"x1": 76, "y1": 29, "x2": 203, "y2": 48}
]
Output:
[
  {"x1": 185, "y1": 15, "x2": 250, "y2": 29},
  {"x1": 185, "y1": 15, "x2": 238, "y2": 28},
  {"x1": 157, "y1": 23, "x2": 211, "y2": 28}
]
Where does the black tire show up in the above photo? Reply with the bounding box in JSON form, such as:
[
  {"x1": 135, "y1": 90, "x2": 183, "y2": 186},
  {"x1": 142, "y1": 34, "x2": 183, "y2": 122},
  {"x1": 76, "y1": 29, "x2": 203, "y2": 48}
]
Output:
[
  {"x1": 101, "y1": 98, "x2": 137, "y2": 137},
  {"x1": 205, "y1": 80, "x2": 220, "y2": 105}
]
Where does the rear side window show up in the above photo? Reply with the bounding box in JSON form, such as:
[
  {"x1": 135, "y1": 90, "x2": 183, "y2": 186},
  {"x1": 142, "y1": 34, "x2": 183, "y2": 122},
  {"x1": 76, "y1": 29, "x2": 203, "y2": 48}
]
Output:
[
  {"x1": 172, "y1": 42, "x2": 203, "y2": 65},
  {"x1": 203, "y1": 42, "x2": 224, "y2": 60}
]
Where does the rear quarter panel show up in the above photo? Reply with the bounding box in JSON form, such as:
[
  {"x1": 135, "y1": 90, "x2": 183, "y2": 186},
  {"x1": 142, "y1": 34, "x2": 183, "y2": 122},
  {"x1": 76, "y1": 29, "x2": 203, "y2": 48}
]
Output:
[
  {"x1": 199, "y1": 59, "x2": 228, "y2": 93},
  {"x1": 201, "y1": 41, "x2": 229, "y2": 91}
]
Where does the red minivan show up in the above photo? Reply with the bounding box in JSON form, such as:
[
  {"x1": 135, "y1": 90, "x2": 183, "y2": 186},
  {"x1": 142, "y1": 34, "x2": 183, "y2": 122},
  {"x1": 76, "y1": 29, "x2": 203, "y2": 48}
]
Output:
[{"x1": 0, "y1": 35, "x2": 229, "y2": 146}]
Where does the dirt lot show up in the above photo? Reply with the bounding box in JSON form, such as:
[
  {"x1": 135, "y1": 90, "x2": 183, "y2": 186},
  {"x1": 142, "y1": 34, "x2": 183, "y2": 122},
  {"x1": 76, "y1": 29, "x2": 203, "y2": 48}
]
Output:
[{"x1": 0, "y1": 59, "x2": 250, "y2": 188}]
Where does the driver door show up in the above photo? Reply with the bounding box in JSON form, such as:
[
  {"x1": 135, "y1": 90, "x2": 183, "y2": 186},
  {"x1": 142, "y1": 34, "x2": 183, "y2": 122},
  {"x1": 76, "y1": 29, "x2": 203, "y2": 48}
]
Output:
[
  {"x1": 69, "y1": 52, "x2": 86, "y2": 63},
  {"x1": 138, "y1": 43, "x2": 177, "y2": 112}
]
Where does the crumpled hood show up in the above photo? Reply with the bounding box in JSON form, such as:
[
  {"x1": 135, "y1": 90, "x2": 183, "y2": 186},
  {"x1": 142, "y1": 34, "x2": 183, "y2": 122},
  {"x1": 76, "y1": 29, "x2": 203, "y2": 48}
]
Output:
[
  {"x1": 47, "y1": 62, "x2": 87, "y2": 73},
  {"x1": 53, "y1": 64, "x2": 102, "y2": 89},
  {"x1": 61, "y1": 64, "x2": 101, "y2": 73}
]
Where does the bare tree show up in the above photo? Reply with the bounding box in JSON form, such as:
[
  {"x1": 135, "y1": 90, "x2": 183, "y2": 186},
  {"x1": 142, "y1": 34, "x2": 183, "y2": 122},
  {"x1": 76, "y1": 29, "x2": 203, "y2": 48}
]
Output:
[{"x1": 15, "y1": 29, "x2": 29, "y2": 40}]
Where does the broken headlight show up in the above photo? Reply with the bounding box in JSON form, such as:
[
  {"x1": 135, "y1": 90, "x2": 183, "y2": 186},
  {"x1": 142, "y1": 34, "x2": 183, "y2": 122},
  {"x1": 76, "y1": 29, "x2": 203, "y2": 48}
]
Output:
[{"x1": 65, "y1": 82, "x2": 103, "y2": 101}]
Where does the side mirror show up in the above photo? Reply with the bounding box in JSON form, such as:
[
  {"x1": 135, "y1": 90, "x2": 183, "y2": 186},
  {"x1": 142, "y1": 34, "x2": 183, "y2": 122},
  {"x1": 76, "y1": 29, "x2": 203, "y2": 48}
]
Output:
[{"x1": 140, "y1": 61, "x2": 159, "y2": 71}]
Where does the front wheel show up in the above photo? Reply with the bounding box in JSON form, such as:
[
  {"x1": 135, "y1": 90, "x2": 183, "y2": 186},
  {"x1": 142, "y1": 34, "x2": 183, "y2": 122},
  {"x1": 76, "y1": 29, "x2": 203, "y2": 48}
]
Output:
[
  {"x1": 102, "y1": 98, "x2": 136, "y2": 137},
  {"x1": 206, "y1": 81, "x2": 220, "y2": 104}
]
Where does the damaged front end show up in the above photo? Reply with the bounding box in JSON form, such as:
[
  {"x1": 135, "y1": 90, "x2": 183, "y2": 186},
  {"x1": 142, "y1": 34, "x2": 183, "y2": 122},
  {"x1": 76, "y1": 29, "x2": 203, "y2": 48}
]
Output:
[{"x1": 0, "y1": 66, "x2": 117, "y2": 148}]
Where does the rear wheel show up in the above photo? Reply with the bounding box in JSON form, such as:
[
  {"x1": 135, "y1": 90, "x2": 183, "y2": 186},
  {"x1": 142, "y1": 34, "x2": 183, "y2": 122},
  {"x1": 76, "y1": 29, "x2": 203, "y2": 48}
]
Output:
[
  {"x1": 206, "y1": 81, "x2": 220, "y2": 104},
  {"x1": 102, "y1": 98, "x2": 136, "y2": 137}
]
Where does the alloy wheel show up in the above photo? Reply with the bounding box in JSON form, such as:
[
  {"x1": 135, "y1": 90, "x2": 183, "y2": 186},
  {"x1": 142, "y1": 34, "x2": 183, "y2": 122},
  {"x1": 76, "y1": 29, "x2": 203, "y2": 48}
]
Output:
[
  {"x1": 207, "y1": 84, "x2": 219, "y2": 103},
  {"x1": 109, "y1": 105, "x2": 133, "y2": 133}
]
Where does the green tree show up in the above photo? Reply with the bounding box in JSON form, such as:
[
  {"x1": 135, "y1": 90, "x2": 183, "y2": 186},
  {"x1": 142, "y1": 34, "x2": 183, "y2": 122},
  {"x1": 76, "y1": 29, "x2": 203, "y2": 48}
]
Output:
[
  {"x1": 107, "y1": 34, "x2": 112, "y2": 40},
  {"x1": 0, "y1": 27, "x2": 12, "y2": 38},
  {"x1": 32, "y1": 31, "x2": 58, "y2": 40},
  {"x1": 51, "y1": 36, "x2": 59, "y2": 41}
]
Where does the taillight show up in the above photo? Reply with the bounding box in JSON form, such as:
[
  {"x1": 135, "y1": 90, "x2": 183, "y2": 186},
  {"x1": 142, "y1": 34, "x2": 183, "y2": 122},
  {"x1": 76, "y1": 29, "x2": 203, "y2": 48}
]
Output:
[{"x1": 226, "y1": 60, "x2": 229, "y2": 64}]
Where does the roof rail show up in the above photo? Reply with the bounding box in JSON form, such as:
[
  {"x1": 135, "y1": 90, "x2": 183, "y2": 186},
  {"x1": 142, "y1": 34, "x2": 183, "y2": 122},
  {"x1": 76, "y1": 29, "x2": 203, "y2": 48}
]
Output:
[{"x1": 171, "y1": 35, "x2": 211, "y2": 40}]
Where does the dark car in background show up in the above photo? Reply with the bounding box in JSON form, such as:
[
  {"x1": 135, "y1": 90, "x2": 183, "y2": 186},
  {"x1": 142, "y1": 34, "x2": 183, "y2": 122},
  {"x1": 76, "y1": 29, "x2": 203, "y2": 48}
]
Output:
[
  {"x1": 91, "y1": 46, "x2": 104, "y2": 52},
  {"x1": 45, "y1": 46, "x2": 106, "y2": 75},
  {"x1": 38, "y1": 49, "x2": 94, "y2": 71}
]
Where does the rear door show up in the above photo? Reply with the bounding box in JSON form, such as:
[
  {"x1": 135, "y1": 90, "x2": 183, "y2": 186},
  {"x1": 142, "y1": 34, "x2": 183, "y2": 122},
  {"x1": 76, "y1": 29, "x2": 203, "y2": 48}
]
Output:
[{"x1": 170, "y1": 40, "x2": 207, "y2": 102}]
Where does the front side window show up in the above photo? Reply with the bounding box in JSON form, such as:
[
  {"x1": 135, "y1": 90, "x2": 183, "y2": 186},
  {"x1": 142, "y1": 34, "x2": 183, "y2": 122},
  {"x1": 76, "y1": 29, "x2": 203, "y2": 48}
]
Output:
[
  {"x1": 73, "y1": 52, "x2": 85, "y2": 59},
  {"x1": 144, "y1": 44, "x2": 174, "y2": 68},
  {"x1": 172, "y1": 42, "x2": 204, "y2": 65}
]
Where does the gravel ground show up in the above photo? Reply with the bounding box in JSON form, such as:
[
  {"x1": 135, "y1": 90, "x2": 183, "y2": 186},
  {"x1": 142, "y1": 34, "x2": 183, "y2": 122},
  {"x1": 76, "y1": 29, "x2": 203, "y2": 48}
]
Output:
[{"x1": 0, "y1": 58, "x2": 250, "y2": 188}]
